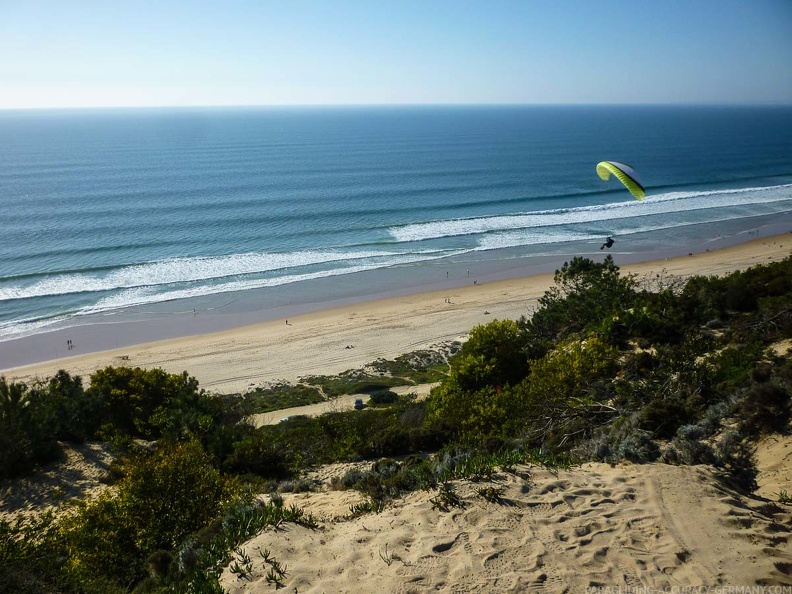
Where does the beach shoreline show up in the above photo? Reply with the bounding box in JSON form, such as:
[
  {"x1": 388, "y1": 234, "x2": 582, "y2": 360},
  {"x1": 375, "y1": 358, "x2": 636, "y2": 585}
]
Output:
[{"x1": 2, "y1": 234, "x2": 790, "y2": 393}]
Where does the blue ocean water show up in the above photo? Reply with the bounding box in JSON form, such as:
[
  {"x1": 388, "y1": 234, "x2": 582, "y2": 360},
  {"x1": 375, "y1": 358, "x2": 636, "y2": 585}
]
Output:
[{"x1": 1, "y1": 105, "x2": 791, "y2": 345}]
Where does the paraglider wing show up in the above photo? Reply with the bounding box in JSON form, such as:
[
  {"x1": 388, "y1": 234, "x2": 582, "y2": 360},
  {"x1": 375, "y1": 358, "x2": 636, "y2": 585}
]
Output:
[{"x1": 596, "y1": 161, "x2": 646, "y2": 201}]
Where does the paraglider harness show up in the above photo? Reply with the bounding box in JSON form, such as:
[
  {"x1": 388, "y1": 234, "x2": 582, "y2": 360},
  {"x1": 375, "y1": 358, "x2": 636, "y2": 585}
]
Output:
[{"x1": 600, "y1": 237, "x2": 614, "y2": 250}]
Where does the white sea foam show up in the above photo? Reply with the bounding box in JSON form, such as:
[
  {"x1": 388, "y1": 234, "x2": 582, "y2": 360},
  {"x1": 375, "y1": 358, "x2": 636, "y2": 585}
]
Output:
[
  {"x1": 475, "y1": 210, "x2": 787, "y2": 251},
  {"x1": 0, "y1": 249, "x2": 401, "y2": 301},
  {"x1": 389, "y1": 184, "x2": 792, "y2": 243},
  {"x1": 0, "y1": 250, "x2": 467, "y2": 340}
]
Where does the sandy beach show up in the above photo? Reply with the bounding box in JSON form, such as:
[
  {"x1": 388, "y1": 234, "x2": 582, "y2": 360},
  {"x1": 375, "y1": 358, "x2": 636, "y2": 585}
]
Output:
[{"x1": 3, "y1": 235, "x2": 790, "y2": 393}]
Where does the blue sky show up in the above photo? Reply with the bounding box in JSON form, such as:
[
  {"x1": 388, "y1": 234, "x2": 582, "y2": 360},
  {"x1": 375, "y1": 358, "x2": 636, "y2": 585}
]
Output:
[{"x1": 1, "y1": 0, "x2": 791, "y2": 108}]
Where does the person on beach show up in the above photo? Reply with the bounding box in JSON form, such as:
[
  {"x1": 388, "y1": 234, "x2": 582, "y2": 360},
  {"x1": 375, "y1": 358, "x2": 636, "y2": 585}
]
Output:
[{"x1": 600, "y1": 236, "x2": 614, "y2": 250}]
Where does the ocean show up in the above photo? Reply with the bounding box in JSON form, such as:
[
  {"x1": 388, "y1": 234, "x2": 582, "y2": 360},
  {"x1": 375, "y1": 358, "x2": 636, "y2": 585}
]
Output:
[{"x1": 1, "y1": 105, "x2": 791, "y2": 362}]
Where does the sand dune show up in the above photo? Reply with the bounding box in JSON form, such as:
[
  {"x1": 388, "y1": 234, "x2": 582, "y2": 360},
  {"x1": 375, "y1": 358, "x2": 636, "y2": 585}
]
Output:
[{"x1": 220, "y1": 462, "x2": 792, "y2": 592}]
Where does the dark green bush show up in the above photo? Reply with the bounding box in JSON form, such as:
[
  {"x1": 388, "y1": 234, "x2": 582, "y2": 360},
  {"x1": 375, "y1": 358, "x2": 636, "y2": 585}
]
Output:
[
  {"x1": 638, "y1": 398, "x2": 691, "y2": 440},
  {"x1": 521, "y1": 255, "x2": 638, "y2": 348},
  {"x1": 368, "y1": 389, "x2": 399, "y2": 405},
  {"x1": 58, "y1": 439, "x2": 237, "y2": 589},
  {"x1": 672, "y1": 425, "x2": 717, "y2": 465},
  {"x1": 243, "y1": 382, "x2": 324, "y2": 414},
  {"x1": 32, "y1": 370, "x2": 101, "y2": 443},
  {"x1": 737, "y1": 382, "x2": 791, "y2": 434},
  {"x1": 0, "y1": 377, "x2": 61, "y2": 479},
  {"x1": 224, "y1": 430, "x2": 292, "y2": 478}
]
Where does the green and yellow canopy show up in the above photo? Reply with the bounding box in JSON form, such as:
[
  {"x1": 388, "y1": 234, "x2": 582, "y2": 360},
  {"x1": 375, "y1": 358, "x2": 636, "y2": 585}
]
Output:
[{"x1": 596, "y1": 161, "x2": 646, "y2": 201}]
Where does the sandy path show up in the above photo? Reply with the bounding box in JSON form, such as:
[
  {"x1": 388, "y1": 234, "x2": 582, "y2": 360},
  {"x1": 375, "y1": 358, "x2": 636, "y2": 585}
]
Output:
[{"x1": 249, "y1": 383, "x2": 437, "y2": 426}]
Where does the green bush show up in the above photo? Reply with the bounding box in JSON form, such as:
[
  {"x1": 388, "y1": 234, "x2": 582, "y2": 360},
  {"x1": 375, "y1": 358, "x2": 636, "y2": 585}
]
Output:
[
  {"x1": 616, "y1": 430, "x2": 661, "y2": 463},
  {"x1": 520, "y1": 337, "x2": 620, "y2": 447},
  {"x1": 672, "y1": 425, "x2": 717, "y2": 465},
  {"x1": 224, "y1": 430, "x2": 292, "y2": 478},
  {"x1": 88, "y1": 367, "x2": 208, "y2": 440},
  {"x1": 32, "y1": 370, "x2": 101, "y2": 444},
  {"x1": 58, "y1": 439, "x2": 237, "y2": 589},
  {"x1": 243, "y1": 382, "x2": 324, "y2": 414},
  {"x1": 521, "y1": 255, "x2": 637, "y2": 348},
  {"x1": 368, "y1": 389, "x2": 399, "y2": 405},
  {"x1": 0, "y1": 377, "x2": 61, "y2": 479},
  {"x1": 737, "y1": 382, "x2": 791, "y2": 434},
  {"x1": 638, "y1": 398, "x2": 691, "y2": 440}
]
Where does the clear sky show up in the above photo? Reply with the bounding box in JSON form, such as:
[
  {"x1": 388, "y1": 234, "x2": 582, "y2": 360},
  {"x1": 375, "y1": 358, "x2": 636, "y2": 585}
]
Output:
[{"x1": 1, "y1": 0, "x2": 791, "y2": 109}]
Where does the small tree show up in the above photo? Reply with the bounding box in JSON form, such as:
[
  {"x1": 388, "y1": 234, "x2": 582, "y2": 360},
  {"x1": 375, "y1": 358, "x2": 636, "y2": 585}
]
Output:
[
  {"x1": 521, "y1": 255, "x2": 637, "y2": 350},
  {"x1": 0, "y1": 376, "x2": 60, "y2": 478}
]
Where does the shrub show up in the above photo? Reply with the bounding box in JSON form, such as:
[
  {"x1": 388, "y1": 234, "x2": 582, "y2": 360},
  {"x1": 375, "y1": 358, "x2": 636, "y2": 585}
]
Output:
[
  {"x1": 59, "y1": 439, "x2": 237, "y2": 588},
  {"x1": 672, "y1": 425, "x2": 717, "y2": 465},
  {"x1": 615, "y1": 430, "x2": 661, "y2": 463},
  {"x1": 31, "y1": 370, "x2": 101, "y2": 443},
  {"x1": 0, "y1": 377, "x2": 61, "y2": 479},
  {"x1": 368, "y1": 389, "x2": 399, "y2": 405},
  {"x1": 638, "y1": 398, "x2": 691, "y2": 440},
  {"x1": 737, "y1": 382, "x2": 791, "y2": 434},
  {"x1": 332, "y1": 468, "x2": 367, "y2": 490},
  {"x1": 520, "y1": 337, "x2": 620, "y2": 448},
  {"x1": 224, "y1": 430, "x2": 291, "y2": 478},
  {"x1": 715, "y1": 430, "x2": 758, "y2": 492},
  {"x1": 244, "y1": 382, "x2": 324, "y2": 414},
  {"x1": 88, "y1": 367, "x2": 207, "y2": 440},
  {"x1": 277, "y1": 478, "x2": 315, "y2": 493},
  {"x1": 521, "y1": 255, "x2": 637, "y2": 347}
]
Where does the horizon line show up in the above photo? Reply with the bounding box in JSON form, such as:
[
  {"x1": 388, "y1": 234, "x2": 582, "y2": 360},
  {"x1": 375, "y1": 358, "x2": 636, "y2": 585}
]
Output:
[{"x1": 2, "y1": 101, "x2": 792, "y2": 113}]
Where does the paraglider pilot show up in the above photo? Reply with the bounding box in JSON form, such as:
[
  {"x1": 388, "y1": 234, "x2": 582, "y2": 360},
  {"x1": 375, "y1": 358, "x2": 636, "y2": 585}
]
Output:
[{"x1": 600, "y1": 237, "x2": 614, "y2": 250}]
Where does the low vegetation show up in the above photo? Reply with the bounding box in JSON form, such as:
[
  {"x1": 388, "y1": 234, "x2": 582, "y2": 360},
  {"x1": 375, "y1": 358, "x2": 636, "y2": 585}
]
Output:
[{"x1": 1, "y1": 254, "x2": 790, "y2": 592}]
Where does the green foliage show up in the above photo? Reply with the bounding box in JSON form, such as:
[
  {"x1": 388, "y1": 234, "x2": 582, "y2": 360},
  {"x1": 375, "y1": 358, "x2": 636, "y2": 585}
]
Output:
[
  {"x1": 430, "y1": 482, "x2": 464, "y2": 512},
  {"x1": 299, "y1": 370, "x2": 403, "y2": 398},
  {"x1": 476, "y1": 484, "x2": 505, "y2": 503},
  {"x1": 3, "y1": 255, "x2": 792, "y2": 591},
  {"x1": 368, "y1": 346, "x2": 457, "y2": 384},
  {"x1": 0, "y1": 377, "x2": 61, "y2": 479},
  {"x1": 638, "y1": 398, "x2": 692, "y2": 440},
  {"x1": 88, "y1": 366, "x2": 225, "y2": 442},
  {"x1": 521, "y1": 255, "x2": 637, "y2": 349},
  {"x1": 0, "y1": 513, "x2": 66, "y2": 594},
  {"x1": 248, "y1": 401, "x2": 450, "y2": 471},
  {"x1": 32, "y1": 370, "x2": 101, "y2": 443},
  {"x1": 225, "y1": 429, "x2": 292, "y2": 478},
  {"x1": 426, "y1": 319, "x2": 533, "y2": 437},
  {"x1": 710, "y1": 342, "x2": 766, "y2": 394},
  {"x1": 452, "y1": 319, "x2": 530, "y2": 392},
  {"x1": 243, "y1": 382, "x2": 325, "y2": 414},
  {"x1": 736, "y1": 382, "x2": 791, "y2": 435},
  {"x1": 167, "y1": 498, "x2": 316, "y2": 591},
  {"x1": 58, "y1": 439, "x2": 237, "y2": 589},
  {"x1": 368, "y1": 389, "x2": 400, "y2": 406},
  {"x1": 512, "y1": 336, "x2": 620, "y2": 446}
]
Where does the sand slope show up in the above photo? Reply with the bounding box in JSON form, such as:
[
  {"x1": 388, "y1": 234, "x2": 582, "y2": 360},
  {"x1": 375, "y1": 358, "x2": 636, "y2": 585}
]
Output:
[
  {"x1": 220, "y1": 462, "x2": 792, "y2": 592},
  {"x1": 0, "y1": 442, "x2": 114, "y2": 522}
]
